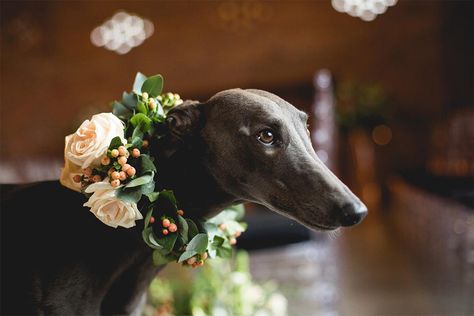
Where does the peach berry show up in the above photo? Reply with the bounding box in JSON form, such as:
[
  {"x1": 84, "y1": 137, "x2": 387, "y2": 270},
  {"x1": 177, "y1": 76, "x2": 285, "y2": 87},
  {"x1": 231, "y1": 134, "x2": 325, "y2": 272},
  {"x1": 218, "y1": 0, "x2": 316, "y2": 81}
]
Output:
[
  {"x1": 131, "y1": 148, "x2": 140, "y2": 158},
  {"x1": 122, "y1": 164, "x2": 131, "y2": 172},
  {"x1": 230, "y1": 238, "x2": 237, "y2": 245},
  {"x1": 119, "y1": 171, "x2": 127, "y2": 181},
  {"x1": 111, "y1": 171, "x2": 120, "y2": 180},
  {"x1": 101, "y1": 156, "x2": 110, "y2": 165},
  {"x1": 118, "y1": 156, "x2": 127, "y2": 166},
  {"x1": 168, "y1": 223, "x2": 177, "y2": 233},
  {"x1": 162, "y1": 218, "x2": 170, "y2": 228},
  {"x1": 187, "y1": 257, "x2": 197, "y2": 265},
  {"x1": 92, "y1": 175, "x2": 101, "y2": 182},
  {"x1": 111, "y1": 179, "x2": 120, "y2": 187},
  {"x1": 111, "y1": 149, "x2": 119, "y2": 157},
  {"x1": 142, "y1": 140, "x2": 149, "y2": 148},
  {"x1": 177, "y1": 210, "x2": 184, "y2": 216},
  {"x1": 126, "y1": 167, "x2": 136, "y2": 177},
  {"x1": 149, "y1": 216, "x2": 155, "y2": 224},
  {"x1": 162, "y1": 229, "x2": 169, "y2": 235},
  {"x1": 83, "y1": 168, "x2": 92, "y2": 177},
  {"x1": 73, "y1": 175, "x2": 82, "y2": 183},
  {"x1": 118, "y1": 146, "x2": 127, "y2": 156}
]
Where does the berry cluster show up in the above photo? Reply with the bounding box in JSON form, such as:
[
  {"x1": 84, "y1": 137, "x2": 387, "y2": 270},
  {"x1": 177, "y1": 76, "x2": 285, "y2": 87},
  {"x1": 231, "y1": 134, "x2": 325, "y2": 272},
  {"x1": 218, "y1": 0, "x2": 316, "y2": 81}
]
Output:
[
  {"x1": 72, "y1": 141, "x2": 149, "y2": 188},
  {"x1": 219, "y1": 223, "x2": 242, "y2": 246},
  {"x1": 185, "y1": 251, "x2": 208, "y2": 268}
]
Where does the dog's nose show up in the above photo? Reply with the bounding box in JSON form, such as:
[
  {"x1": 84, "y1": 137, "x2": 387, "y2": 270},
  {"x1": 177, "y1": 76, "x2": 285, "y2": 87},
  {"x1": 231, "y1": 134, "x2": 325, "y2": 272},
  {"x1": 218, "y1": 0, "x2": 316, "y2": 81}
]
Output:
[{"x1": 339, "y1": 202, "x2": 368, "y2": 227}]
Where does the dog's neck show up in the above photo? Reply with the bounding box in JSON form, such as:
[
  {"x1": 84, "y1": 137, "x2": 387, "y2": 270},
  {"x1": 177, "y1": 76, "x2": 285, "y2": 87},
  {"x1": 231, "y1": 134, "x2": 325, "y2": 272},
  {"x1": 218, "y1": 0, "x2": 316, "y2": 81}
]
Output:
[{"x1": 153, "y1": 135, "x2": 237, "y2": 220}]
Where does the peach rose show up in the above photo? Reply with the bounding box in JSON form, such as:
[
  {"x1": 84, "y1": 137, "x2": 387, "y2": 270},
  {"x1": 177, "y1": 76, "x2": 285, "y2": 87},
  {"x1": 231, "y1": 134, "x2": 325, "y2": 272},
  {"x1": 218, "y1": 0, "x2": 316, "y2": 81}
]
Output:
[
  {"x1": 65, "y1": 113, "x2": 126, "y2": 169},
  {"x1": 83, "y1": 181, "x2": 143, "y2": 228}
]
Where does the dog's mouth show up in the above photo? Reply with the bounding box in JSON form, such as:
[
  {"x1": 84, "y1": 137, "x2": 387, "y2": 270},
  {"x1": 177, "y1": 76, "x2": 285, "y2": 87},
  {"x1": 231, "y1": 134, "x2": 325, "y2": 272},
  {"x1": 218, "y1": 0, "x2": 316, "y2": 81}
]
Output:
[{"x1": 300, "y1": 218, "x2": 339, "y2": 232}]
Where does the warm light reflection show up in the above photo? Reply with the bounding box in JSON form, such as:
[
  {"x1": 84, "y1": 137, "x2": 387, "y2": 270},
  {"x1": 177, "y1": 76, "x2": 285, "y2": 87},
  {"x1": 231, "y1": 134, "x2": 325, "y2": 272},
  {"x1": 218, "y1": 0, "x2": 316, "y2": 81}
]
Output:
[
  {"x1": 90, "y1": 11, "x2": 154, "y2": 55},
  {"x1": 331, "y1": 0, "x2": 397, "y2": 21}
]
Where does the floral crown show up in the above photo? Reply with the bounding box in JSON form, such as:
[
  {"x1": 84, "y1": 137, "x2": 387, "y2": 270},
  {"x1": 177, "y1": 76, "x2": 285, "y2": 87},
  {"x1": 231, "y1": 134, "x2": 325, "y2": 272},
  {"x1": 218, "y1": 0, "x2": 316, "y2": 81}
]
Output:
[{"x1": 60, "y1": 73, "x2": 246, "y2": 267}]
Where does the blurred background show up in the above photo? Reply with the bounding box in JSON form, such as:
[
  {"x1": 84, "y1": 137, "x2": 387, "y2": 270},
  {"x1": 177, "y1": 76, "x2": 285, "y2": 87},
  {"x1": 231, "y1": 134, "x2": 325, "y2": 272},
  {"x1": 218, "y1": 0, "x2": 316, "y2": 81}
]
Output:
[{"x1": 1, "y1": 1, "x2": 473, "y2": 315}]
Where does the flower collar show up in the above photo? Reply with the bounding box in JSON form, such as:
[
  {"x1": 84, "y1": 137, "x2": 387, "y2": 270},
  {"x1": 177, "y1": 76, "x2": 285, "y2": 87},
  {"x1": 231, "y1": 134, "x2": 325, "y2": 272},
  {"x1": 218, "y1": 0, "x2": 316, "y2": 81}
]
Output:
[{"x1": 60, "y1": 73, "x2": 246, "y2": 267}]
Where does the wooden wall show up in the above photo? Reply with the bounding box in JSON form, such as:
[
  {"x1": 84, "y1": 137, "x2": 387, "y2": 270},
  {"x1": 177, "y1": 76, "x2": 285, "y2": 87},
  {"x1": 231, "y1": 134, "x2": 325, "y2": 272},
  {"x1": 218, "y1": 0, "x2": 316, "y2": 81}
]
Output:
[{"x1": 1, "y1": 1, "x2": 472, "y2": 170}]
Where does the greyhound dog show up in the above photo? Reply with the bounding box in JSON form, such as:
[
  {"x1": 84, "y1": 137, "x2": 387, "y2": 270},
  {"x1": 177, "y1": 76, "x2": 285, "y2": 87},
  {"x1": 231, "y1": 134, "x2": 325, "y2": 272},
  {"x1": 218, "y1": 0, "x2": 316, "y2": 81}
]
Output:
[{"x1": 1, "y1": 89, "x2": 367, "y2": 315}]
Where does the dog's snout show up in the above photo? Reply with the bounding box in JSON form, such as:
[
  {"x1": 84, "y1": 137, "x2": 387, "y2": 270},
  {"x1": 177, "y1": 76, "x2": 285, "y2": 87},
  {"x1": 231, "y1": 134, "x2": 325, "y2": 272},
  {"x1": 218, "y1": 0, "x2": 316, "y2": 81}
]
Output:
[{"x1": 339, "y1": 202, "x2": 368, "y2": 227}]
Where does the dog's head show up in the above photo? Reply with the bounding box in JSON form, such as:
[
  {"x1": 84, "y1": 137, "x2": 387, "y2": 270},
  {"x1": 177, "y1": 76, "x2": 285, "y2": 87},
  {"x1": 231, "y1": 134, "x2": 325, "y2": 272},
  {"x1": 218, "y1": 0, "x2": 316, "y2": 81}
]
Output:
[{"x1": 165, "y1": 89, "x2": 367, "y2": 230}]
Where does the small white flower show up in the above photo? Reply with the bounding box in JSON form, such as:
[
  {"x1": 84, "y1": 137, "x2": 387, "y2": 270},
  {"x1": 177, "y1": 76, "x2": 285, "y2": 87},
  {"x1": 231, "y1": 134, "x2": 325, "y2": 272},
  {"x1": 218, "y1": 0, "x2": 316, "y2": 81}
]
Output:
[{"x1": 84, "y1": 181, "x2": 143, "y2": 228}]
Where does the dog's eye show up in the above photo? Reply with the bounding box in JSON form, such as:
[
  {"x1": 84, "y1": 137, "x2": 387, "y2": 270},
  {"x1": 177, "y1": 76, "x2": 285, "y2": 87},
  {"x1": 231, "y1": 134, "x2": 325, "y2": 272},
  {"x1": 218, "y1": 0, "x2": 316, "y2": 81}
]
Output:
[{"x1": 257, "y1": 129, "x2": 275, "y2": 145}]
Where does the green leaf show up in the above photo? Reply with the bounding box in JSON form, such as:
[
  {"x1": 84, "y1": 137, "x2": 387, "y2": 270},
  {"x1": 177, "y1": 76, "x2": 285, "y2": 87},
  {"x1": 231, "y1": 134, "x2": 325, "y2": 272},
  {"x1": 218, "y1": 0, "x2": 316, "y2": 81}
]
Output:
[
  {"x1": 178, "y1": 250, "x2": 197, "y2": 263},
  {"x1": 159, "y1": 190, "x2": 177, "y2": 210},
  {"x1": 112, "y1": 101, "x2": 132, "y2": 120},
  {"x1": 177, "y1": 215, "x2": 189, "y2": 244},
  {"x1": 216, "y1": 246, "x2": 232, "y2": 258},
  {"x1": 146, "y1": 192, "x2": 160, "y2": 202},
  {"x1": 142, "y1": 227, "x2": 162, "y2": 250},
  {"x1": 186, "y1": 233, "x2": 208, "y2": 253},
  {"x1": 136, "y1": 101, "x2": 148, "y2": 114},
  {"x1": 132, "y1": 125, "x2": 144, "y2": 140},
  {"x1": 125, "y1": 173, "x2": 153, "y2": 188},
  {"x1": 154, "y1": 232, "x2": 178, "y2": 253},
  {"x1": 140, "y1": 154, "x2": 157, "y2": 173},
  {"x1": 140, "y1": 180, "x2": 155, "y2": 195},
  {"x1": 116, "y1": 186, "x2": 142, "y2": 203},
  {"x1": 130, "y1": 113, "x2": 152, "y2": 129},
  {"x1": 141, "y1": 74, "x2": 163, "y2": 97},
  {"x1": 144, "y1": 209, "x2": 153, "y2": 228},
  {"x1": 153, "y1": 250, "x2": 171, "y2": 265},
  {"x1": 133, "y1": 72, "x2": 147, "y2": 94},
  {"x1": 121, "y1": 91, "x2": 137, "y2": 109},
  {"x1": 108, "y1": 136, "x2": 124, "y2": 151},
  {"x1": 187, "y1": 219, "x2": 199, "y2": 240}
]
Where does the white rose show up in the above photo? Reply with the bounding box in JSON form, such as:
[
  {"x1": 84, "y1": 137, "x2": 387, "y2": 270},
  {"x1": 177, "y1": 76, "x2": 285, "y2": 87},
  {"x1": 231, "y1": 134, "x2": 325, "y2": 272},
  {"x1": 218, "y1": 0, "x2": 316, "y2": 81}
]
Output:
[
  {"x1": 59, "y1": 155, "x2": 82, "y2": 192},
  {"x1": 83, "y1": 181, "x2": 143, "y2": 228},
  {"x1": 65, "y1": 113, "x2": 125, "y2": 169}
]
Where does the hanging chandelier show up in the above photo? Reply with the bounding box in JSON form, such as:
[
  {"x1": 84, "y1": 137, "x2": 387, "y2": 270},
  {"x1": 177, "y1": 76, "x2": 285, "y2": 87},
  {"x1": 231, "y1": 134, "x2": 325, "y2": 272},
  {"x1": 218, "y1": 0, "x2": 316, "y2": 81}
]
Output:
[{"x1": 331, "y1": 0, "x2": 397, "y2": 22}]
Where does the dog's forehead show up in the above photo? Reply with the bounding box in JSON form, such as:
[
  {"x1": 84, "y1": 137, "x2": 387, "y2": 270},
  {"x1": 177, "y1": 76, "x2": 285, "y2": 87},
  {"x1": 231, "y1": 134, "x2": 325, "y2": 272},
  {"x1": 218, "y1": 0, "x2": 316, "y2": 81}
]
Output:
[{"x1": 209, "y1": 89, "x2": 305, "y2": 122}]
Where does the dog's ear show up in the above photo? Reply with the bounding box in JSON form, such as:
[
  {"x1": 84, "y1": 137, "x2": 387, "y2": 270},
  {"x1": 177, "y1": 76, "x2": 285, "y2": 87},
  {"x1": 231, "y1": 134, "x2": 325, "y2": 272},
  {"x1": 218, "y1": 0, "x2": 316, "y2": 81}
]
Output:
[
  {"x1": 159, "y1": 100, "x2": 203, "y2": 158},
  {"x1": 165, "y1": 100, "x2": 202, "y2": 139}
]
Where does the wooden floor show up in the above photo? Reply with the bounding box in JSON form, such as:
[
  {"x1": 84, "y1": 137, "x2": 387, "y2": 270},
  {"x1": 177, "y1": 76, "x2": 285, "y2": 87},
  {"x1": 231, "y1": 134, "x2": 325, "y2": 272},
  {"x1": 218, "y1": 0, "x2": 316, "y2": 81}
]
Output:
[{"x1": 249, "y1": 212, "x2": 473, "y2": 316}]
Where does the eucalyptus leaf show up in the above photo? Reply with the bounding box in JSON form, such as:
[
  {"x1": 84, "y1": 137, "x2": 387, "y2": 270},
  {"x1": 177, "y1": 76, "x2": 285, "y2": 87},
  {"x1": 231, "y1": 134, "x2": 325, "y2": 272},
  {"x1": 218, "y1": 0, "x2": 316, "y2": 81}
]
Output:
[
  {"x1": 216, "y1": 246, "x2": 232, "y2": 258},
  {"x1": 154, "y1": 232, "x2": 178, "y2": 253},
  {"x1": 140, "y1": 155, "x2": 157, "y2": 173},
  {"x1": 121, "y1": 91, "x2": 137, "y2": 109},
  {"x1": 186, "y1": 219, "x2": 199, "y2": 240},
  {"x1": 178, "y1": 250, "x2": 197, "y2": 263},
  {"x1": 130, "y1": 113, "x2": 152, "y2": 129},
  {"x1": 140, "y1": 180, "x2": 155, "y2": 195},
  {"x1": 146, "y1": 192, "x2": 160, "y2": 202},
  {"x1": 144, "y1": 209, "x2": 153, "y2": 228},
  {"x1": 125, "y1": 173, "x2": 153, "y2": 188},
  {"x1": 177, "y1": 216, "x2": 189, "y2": 244},
  {"x1": 186, "y1": 233, "x2": 208, "y2": 253},
  {"x1": 116, "y1": 186, "x2": 142, "y2": 203},
  {"x1": 159, "y1": 190, "x2": 177, "y2": 209},
  {"x1": 133, "y1": 72, "x2": 147, "y2": 94},
  {"x1": 136, "y1": 101, "x2": 148, "y2": 115},
  {"x1": 141, "y1": 74, "x2": 163, "y2": 97},
  {"x1": 112, "y1": 101, "x2": 132, "y2": 120},
  {"x1": 108, "y1": 136, "x2": 124, "y2": 151}
]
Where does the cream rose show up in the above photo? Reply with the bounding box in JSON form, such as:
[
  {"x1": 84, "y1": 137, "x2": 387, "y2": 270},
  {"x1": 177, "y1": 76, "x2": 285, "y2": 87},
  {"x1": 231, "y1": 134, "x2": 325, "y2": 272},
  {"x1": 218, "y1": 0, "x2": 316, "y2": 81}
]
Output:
[
  {"x1": 59, "y1": 155, "x2": 83, "y2": 192},
  {"x1": 83, "y1": 181, "x2": 143, "y2": 228},
  {"x1": 65, "y1": 113, "x2": 126, "y2": 169}
]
